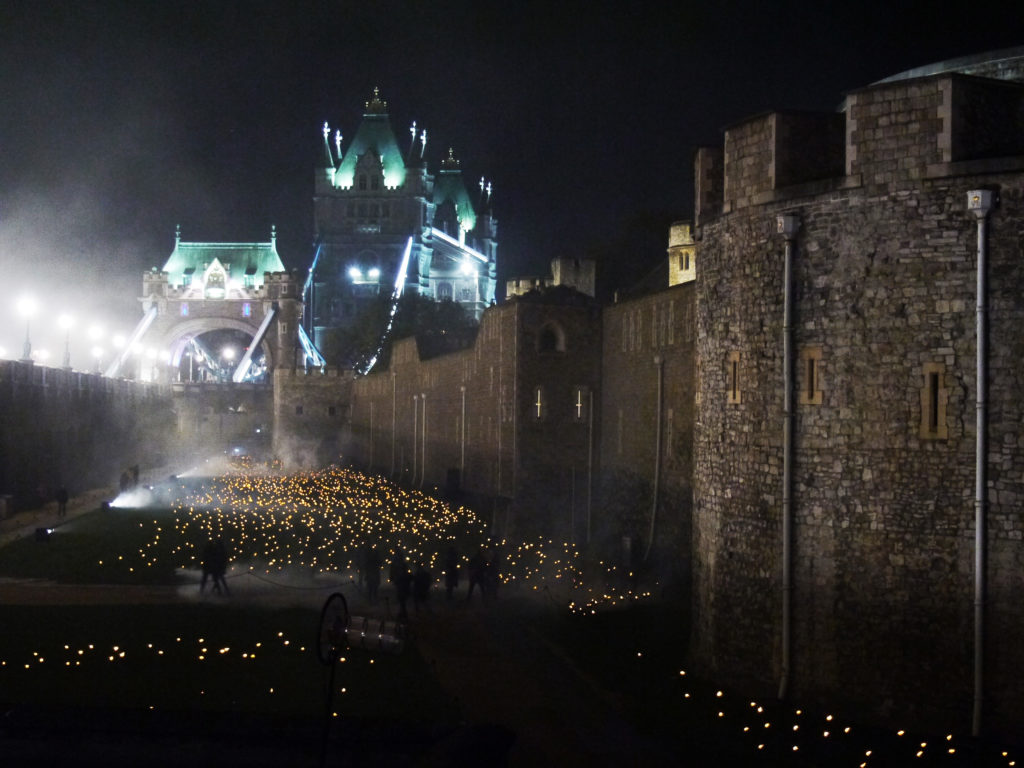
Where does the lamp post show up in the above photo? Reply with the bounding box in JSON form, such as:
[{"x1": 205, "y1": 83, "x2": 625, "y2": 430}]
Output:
[
  {"x1": 58, "y1": 314, "x2": 74, "y2": 369},
  {"x1": 88, "y1": 325, "x2": 104, "y2": 373},
  {"x1": 222, "y1": 346, "x2": 236, "y2": 383},
  {"x1": 16, "y1": 295, "x2": 37, "y2": 361}
]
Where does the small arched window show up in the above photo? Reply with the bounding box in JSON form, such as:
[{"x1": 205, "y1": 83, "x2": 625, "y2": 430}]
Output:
[{"x1": 537, "y1": 323, "x2": 566, "y2": 353}]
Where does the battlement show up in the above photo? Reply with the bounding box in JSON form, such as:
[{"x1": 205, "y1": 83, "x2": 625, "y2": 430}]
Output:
[
  {"x1": 506, "y1": 257, "x2": 596, "y2": 298},
  {"x1": 698, "y1": 70, "x2": 1024, "y2": 221}
]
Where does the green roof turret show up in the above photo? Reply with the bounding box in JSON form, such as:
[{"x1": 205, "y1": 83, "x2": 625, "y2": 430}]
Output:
[{"x1": 334, "y1": 87, "x2": 407, "y2": 189}]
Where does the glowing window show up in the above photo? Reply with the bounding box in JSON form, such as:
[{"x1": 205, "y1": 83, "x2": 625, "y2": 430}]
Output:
[
  {"x1": 799, "y1": 346, "x2": 823, "y2": 406},
  {"x1": 727, "y1": 351, "x2": 741, "y2": 405},
  {"x1": 180, "y1": 303, "x2": 189, "y2": 317},
  {"x1": 533, "y1": 387, "x2": 544, "y2": 420},
  {"x1": 919, "y1": 362, "x2": 948, "y2": 439},
  {"x1": 242, "y1": 303, "x2": 252, "y2": 318}
]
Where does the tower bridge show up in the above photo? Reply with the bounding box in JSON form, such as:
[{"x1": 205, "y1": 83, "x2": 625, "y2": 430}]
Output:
[{"x1": 107, "y1": 226, "x2": 304, "y2": 385}]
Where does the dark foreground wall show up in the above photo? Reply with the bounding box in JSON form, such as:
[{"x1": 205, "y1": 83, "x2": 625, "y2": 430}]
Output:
[{"x1": 0, "y1": 361, "x2": 177, "y2": 509}]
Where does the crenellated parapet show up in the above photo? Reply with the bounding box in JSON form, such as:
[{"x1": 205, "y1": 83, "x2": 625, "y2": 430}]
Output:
[{"x1": 698, "y1": 70, "x2": 1024, "y2": 221}]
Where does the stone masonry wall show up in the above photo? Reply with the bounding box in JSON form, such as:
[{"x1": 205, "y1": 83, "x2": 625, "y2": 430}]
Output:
[
  {"x1": 348, "y1": 294, "x2": 601, "y2": 540},
  {"x1": 695, "y1": 77, "x2": 1024, "y2": 733},
  {"x1": 0, "y1": 361, "x2": 176, "y2": 509},
  {"x1": 600, "y1": 284, "x2": 695, "y2": 545}
]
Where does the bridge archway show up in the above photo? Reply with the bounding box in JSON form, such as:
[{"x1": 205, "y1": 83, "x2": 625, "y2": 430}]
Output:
[{"x1": 108, "y1": 231, "x2": 303, "y2": 383}]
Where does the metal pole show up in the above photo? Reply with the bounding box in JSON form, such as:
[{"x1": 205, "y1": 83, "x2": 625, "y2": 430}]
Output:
[
  {"x1": 390, "y1": 373, "x2": 396, "y2": 477},
  {"x1": 460, "y1": 385, "x2": 466, "y2": 483},
  {"x1": 967, "y1": 189, "x2": 993, "y2": 737},
  {"x1": 643, "y1": 356, "x2": 664, "y2": 561},
  {"x1": 420, "y1": 393, "x2": 427, "y2": 488},
  {"x1": 412, "y1": 394, "x2": 418, "y2": 485},
  {"x1": 22, "y1": 318, "x2": 31, "y2": 361},
  {"x1": 777, "y1": 213, "x2": 799, "y2": 701},
  {"x1": 587, "y1": 389, "x2": 594, "y2": 544}
]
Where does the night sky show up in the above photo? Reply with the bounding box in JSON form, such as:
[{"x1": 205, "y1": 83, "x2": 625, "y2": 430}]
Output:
[{"x1": 1, "y1": 0, "x2": 1021, "y2": 364}]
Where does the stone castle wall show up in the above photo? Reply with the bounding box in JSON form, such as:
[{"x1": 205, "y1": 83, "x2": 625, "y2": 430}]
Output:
[
  {"x1": 0, "y1": 361, "x2": 176, "y2": 508},
  {"x1": 694, "y1": 72, "x2": 1024, "y2": 732},
  {"x1": 345, "y1": 294, "x2": 602, "y2": 540},
  {"x1": 600, "y1": 283, "x2": 696, "y2": 565}
]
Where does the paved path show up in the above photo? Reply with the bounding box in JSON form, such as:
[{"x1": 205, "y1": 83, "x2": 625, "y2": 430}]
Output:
[{"x1": 413, "y1": 596, "x2": 679, "y2": 767}]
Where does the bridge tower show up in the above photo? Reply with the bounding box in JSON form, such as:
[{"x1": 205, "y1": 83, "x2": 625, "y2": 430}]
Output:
[{"x1": 108, "y1": 226, "x2": 302, "y2": 383}]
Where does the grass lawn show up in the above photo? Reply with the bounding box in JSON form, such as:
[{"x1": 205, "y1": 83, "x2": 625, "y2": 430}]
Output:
[{"x1": 0, "y1": 507, "x2": 183, "y2": 584}]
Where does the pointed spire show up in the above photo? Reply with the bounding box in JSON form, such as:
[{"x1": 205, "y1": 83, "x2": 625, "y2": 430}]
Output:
[
  {"x1": 408, "y1": 120, "x2": 417, "y2": 159},
  {"x1": 419, "y1": 128, "x2": 427, "y2": 159},
  {"x1": 321, "y1": 121, "x2": 334, "y2": 167},
  {"x1": 486, "y1": 181, "x2": 493, "y2": 205},
  {"x1": 365, "y1": 86, "x2": 388, "y2": 115},
  {"x1": 334, "y1": 130, "x2": 342, "y2": 160},
  {"x1": 441, "y1": 147, "x2": 460, "y2": 170},
  {"x1": 271, "y1": 224, "x2": 277, "y2": 245},
  {"x1": 175, "y1": 224, "x2": 181, "y2": 245}
]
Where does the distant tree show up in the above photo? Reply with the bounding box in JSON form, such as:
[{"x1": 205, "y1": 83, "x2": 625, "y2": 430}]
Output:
[{"x1": 321, "y1": 293, "x2": 478, "y2": 370}]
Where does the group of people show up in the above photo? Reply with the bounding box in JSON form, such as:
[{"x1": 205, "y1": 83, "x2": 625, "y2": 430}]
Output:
[
  {"x1": 200, "y1": 538, "x2": 230, "y2": 595},
  {"x1": 464, "y1": 546, "x2": 502, "y2": 601},
  {"x1": 355, "y1": 544, "x2": 504, "y2": 621},
  {"x1": 387, "y1": 554, "x2": 433, "y2": 620}
]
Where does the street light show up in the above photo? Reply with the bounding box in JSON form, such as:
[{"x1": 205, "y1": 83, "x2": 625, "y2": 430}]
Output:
[
  {"x1": 58, "y1": 314, "x2": 74, "y2": 369},
  {"x1": 16, "y1": 294, "x2": 37, "y2": 361}
]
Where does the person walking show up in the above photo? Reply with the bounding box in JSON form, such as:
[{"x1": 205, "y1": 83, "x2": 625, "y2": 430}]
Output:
[
  {"x1": 466, "y1": 548, "x2": 486, "y2": 601},
  {"x1": 55, "y1": 486, "x2": 69, "y2": 519},
  {"x1": 394, "y1": 560, "x2": 412, "y2": 620},
  {"x1": 365, "y1": 547, "x2": 382, "y2": 603},
  {"x1": 412, "y1": 562, "x2": 432, "y2": 613},
  {"x1": 443, "y1": 545, "x2": 459, "y2": 600}
]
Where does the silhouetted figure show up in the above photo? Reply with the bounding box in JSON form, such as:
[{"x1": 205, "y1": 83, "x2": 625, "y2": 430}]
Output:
[
  {"x1": 443, "y1": 545, "x2": 459, "y2": 600},
  {"x1": 131, "y1": 464, "x2": 140, "y2": 489},
  {"x1": 201, "y1": 539, "x2": 230, "y2": 596},
  {"x1": 119, "y1": 471, "x2": 131, "y2": 493},
  {"x1": 365, "y1": 547, "x2": 382, "y2": 603},
  {"x1": 394, "y1": 561, "x2": 412, "y2": 620},
  {"x1": 486, "y1": 546, "x2": 503, "y2": 599},
  {"x1": 466, "y1": 549, "x2": 486, "y2": 601},
  {"x1": 389, "y1": 550, "x2": 406, "y2": 587},
  {"x1": 200, "y1": 541, "x2": 216, "y2": 593},
  {"x1": 211, "y1": 538, "x2": 230, "y2": 595},
  {"x1": 413, "y1": 563, "x2": 432, "y2": 612},
  {"x1": 55, "y1": 486, "x2": 69, "y2": 518}
]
